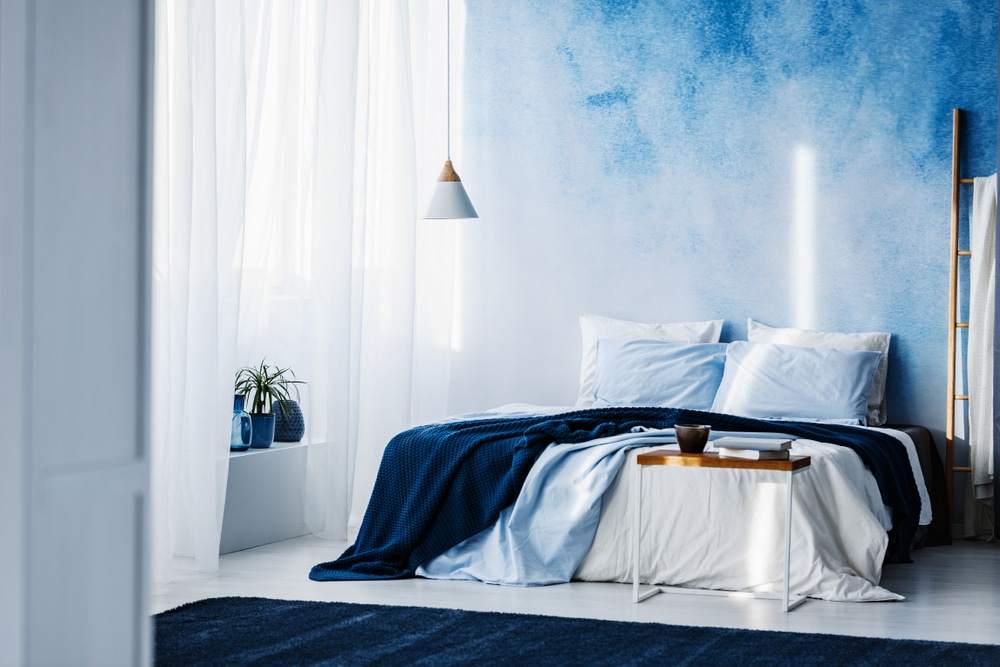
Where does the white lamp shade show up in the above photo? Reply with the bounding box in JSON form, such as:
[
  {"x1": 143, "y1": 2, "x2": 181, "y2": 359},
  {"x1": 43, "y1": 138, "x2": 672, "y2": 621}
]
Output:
[{"x1": 424, "y1": 181, "x2": 478, "y2": 219}]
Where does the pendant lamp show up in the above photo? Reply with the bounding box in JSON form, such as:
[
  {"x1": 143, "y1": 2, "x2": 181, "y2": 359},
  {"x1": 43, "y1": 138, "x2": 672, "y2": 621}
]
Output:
[{"x1": 424, "y1": 0, "x2": 478, "y2": 219}]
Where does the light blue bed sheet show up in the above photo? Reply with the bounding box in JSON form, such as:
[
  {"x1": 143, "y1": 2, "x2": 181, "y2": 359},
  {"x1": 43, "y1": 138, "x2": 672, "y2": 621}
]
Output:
[{"x1": 415, "y1": 428, "x2": 677, "y2": 585}]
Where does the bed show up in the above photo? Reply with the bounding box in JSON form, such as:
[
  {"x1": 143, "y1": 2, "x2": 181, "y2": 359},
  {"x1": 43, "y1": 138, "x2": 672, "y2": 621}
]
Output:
[{"x1": 310, "y1": 314, "x2": 947, "y2": 602}]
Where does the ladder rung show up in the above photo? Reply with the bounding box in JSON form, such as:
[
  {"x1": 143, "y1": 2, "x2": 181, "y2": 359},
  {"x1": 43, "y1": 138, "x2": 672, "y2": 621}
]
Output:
[
  {"x1": 955, "y1": 394, "x2": 969, "y2": 401},
  {"x1": 956, "y1": 322, "x2": 969, "y2": 329},
  {"x1": 958, "y1": 250, "x2": 972, "y2": 256},
  {"x1": 955, "y1": 466, "x2": 972, "y2": 472}
]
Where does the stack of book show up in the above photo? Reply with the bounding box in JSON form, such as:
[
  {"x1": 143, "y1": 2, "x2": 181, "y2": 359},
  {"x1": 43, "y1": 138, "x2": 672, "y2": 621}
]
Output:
[{"x1": 714, "y1": 436, "x2": 793, "y2": 460}]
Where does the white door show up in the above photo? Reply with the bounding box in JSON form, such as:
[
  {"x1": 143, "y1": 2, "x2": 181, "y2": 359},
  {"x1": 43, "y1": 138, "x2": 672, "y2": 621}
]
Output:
[{"x1": 0, "y1": 0, "x2": 152, "y2": 664}]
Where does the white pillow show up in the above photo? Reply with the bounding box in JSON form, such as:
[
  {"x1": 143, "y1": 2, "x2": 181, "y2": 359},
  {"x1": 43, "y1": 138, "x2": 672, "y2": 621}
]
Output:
[
  {"x1": 592, "y1": 339, "x2": 728, "y2": 410},
  {"x1": 747, "y1": 319, "x2": 891, "y2": 425},
  {"x1": 576, "y1": 314, "x2": 724, "y2": 407},
  {"x1": 710, "y1": 341, "x2": 882, "y2": 424}
]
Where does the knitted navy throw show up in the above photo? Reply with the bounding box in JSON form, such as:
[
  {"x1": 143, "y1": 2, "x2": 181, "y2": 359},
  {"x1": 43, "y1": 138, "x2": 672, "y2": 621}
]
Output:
[{"x1": 309, "y1": 408, "x2": 920, "y2": 581}]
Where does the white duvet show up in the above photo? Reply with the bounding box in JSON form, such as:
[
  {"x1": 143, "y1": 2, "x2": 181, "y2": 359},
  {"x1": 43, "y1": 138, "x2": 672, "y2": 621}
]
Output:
[{"x1": 418, "y1": 405, "x2": 931, "y2": 602}]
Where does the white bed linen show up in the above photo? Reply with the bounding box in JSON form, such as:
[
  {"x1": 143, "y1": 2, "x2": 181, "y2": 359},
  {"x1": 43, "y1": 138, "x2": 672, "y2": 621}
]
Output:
[
  {"x1": 420, "y1": 406, "x2": 928, "y2": 602},
  {"x1": 575, "y1": 439, "x2": 901, "y2": 601}
]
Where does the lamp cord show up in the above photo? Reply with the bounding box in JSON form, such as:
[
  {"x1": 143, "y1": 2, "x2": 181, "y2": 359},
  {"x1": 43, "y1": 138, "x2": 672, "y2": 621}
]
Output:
[{"x1": 446, "y1": 0, "x2": 451, "y2": 161}]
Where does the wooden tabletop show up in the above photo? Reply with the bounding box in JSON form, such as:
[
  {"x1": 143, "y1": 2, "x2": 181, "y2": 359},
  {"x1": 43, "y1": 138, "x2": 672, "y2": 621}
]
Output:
[{"x1": 636, "y1": 450, "x2": 811, "y2": 472}]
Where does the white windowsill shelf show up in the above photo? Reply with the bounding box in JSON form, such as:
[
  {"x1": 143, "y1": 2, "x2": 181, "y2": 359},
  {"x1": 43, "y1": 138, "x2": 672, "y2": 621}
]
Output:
[
  {"x1": 227, "y1": 439, "x2": 314, "y2": 458},
  {"x1": 220, "y1": 440, "x2": 329, "y2": 555}
]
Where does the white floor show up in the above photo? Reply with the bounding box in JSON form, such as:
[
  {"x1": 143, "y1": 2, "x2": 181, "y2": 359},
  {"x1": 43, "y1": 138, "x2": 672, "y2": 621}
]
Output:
[{"x1": 152, "y1": 535, "x2": 1000, "y2": 646}]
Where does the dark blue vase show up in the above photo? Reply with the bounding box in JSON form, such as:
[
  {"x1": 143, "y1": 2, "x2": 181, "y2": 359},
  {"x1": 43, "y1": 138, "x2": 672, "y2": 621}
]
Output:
[
  {"x1": 250, "y1": 413, "x2": 275, "y2": 449},
  {"x1": 273, "y1": 399, "x2": 305, "y2": 442},
  {"x1": 230, "y1": 394, "x2": 252, "y2": 451}
]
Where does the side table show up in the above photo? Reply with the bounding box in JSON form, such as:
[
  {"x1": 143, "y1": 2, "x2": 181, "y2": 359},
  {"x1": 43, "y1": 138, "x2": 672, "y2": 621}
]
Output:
[{"x1": 631, "y1": 450, "x2": 811, "y2": 612}]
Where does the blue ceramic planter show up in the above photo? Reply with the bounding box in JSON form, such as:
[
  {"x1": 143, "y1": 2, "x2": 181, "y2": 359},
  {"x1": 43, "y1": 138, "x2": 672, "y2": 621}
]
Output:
[
  {"x1": 250, "y1": 413, "x2": 275, "y2": 448},
  {"x1": 273, "y1": 399, "x2": 305, "y2": 442}
]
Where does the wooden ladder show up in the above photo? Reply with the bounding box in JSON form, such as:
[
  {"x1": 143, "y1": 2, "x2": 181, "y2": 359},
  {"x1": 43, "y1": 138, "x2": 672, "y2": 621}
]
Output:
[{"x1": 946, "y1": 107, "x2": 974, "y2": 515}]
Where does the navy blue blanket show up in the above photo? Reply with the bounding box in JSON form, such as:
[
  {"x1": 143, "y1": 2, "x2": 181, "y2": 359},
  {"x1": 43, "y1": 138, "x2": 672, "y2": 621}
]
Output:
[{"x1": 309, "y1": 408, "x2": 921, "y2": 581}]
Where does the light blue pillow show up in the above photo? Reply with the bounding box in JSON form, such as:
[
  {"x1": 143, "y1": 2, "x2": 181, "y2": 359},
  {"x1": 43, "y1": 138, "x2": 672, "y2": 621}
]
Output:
[
  {"x1": 592, "y1": 339, "x2": 728, "y2": 410},
  {"x1": 710, "y1": 341, "x2": 882, "y2": 424}
]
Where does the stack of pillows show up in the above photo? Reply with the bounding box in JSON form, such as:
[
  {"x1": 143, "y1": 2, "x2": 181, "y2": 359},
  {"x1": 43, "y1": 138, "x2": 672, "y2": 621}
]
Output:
[{"x1": 578, "y1": 313, "x2": 891, "y2": 426}]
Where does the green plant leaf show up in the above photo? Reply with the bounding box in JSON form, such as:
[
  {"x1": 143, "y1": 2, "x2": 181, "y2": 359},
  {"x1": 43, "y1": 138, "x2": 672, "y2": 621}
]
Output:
[{"x1": 234, "y1": 359, "x2": 307, "y2": 415}]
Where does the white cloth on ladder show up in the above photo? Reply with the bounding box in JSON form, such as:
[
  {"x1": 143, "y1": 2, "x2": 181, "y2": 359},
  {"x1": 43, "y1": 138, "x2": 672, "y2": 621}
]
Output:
[{"x1": 969, "y1": 174, "x2": 996, "y2": 502}]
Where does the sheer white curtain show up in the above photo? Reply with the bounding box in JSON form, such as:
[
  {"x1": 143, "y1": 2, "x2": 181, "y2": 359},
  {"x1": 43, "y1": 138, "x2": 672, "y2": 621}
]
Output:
[
  {"x1": 152, "y1": 0, "x2": 458, "y2": 580},
  {"x1": 151, "y1": 0, "x2": 248, "y2": 579}
]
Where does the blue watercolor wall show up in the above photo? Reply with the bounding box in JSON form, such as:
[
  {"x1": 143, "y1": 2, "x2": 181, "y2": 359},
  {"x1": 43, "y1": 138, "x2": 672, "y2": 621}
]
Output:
[{"x1": 447, "y1": 0, "x2": 996, "y2": 442}]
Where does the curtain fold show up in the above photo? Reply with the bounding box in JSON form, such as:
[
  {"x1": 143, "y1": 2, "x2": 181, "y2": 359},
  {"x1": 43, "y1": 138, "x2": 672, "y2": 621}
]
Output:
[
  {"x1": 151, "y1": 0, "x2": 246, "y2": 579},
  {"x1": 964, "y1": 173, "x2": 996, "y2": 540},
  {"x1": 152, "y1": 0, "x2": 456, "y2": 577}
]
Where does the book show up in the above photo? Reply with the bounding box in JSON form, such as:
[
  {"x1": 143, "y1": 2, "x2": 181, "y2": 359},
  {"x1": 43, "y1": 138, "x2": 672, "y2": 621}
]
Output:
[
  {"x1": 711, "y1": 436, "x2": 792, "y2": 451},
  {"x1": 718, "y1": 447, "x2": 790, "y2": 460}
]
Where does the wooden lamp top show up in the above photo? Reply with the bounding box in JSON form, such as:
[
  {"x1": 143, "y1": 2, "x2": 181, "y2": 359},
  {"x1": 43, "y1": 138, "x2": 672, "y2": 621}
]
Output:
[{"x1": 437, "y1": 160, "x2": 463, "y2": 182}]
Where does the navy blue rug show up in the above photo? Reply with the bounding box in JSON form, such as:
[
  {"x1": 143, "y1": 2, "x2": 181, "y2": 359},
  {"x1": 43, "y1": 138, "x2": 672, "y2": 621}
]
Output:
[{"x1": 154, "y1": 596, "x2": 1000, "y2": 666}]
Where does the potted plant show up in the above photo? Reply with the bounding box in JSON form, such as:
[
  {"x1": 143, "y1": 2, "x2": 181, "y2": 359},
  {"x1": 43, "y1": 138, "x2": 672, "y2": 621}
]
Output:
[{"x1": 234, "y1": 360, "x2": 305, "y2": 448}]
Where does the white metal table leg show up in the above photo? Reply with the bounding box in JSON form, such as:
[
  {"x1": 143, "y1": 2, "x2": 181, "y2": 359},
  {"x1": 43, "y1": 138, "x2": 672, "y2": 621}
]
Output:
[
  {"x1": 632, "y1": 459, "x2": 660, "y2": 603},
  {"x1": 632, "y1": 461, "x2": 641, "y2": 603},
  {"x1": 782, "y1": 469, "x2": 807, "y2": 612},
  {"x1": 783, "y1": 469, "x2": 793, "y2": 611}
]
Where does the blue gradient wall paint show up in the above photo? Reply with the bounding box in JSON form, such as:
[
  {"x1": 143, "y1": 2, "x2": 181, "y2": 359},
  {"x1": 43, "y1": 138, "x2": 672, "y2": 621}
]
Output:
[{"x1": 448, "y1": 0, "x2": 997, "y2": 440}]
